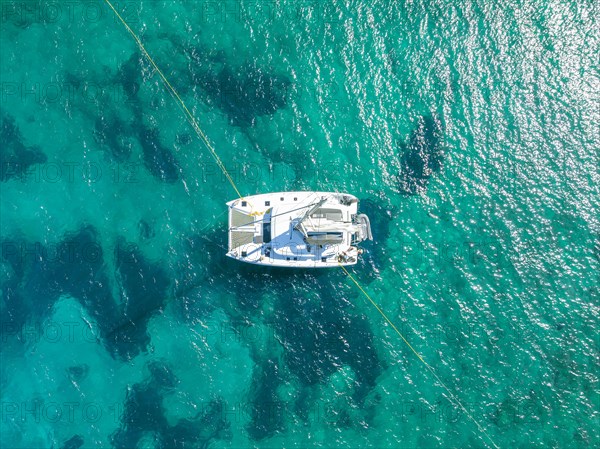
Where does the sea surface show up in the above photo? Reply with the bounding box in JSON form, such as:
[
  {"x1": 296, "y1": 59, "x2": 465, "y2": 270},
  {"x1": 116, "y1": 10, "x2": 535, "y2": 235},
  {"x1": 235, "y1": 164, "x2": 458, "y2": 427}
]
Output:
[{"x1": 1, "y1": 1, "x2": 598, "y2": 448}]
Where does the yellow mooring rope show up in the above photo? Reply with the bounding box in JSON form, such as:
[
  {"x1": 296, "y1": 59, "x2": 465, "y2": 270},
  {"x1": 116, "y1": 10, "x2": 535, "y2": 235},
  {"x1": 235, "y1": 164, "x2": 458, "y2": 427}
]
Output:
[
  {"x1": 103, "y1": 2, "x2": 499, "y2": 447},
  {"x1": 103, "y1": 0, "x2": 244, "y2": 200},
  {"x1": 339, "y1": 264, "x2": 500, "y2": 449}
]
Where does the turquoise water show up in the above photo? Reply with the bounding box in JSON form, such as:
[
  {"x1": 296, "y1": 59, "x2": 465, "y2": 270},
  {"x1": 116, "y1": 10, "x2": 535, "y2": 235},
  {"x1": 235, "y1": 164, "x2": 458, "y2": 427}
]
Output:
[{"x1": 1, "y1": 1, "x2": 598, "y2": 448}]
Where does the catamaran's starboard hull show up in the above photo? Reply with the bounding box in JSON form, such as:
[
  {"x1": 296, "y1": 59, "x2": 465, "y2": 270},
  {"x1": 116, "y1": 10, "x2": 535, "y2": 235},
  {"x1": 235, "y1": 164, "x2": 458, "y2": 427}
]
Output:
[{"x1": 226, "y1": 191, "x2": 371, "y2": 268}]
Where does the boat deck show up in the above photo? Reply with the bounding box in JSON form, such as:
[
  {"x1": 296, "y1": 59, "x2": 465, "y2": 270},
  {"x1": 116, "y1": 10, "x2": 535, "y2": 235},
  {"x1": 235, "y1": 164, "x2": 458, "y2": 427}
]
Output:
[{"x1": 227, "y1": 191, "x2": 361, "y2": 267}]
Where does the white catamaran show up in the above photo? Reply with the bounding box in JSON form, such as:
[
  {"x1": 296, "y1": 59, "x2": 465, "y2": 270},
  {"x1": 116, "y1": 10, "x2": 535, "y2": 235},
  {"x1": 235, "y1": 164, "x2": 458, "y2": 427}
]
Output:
[{"x1": 227, "y1": 191, "x2": 372, "y2": 267}]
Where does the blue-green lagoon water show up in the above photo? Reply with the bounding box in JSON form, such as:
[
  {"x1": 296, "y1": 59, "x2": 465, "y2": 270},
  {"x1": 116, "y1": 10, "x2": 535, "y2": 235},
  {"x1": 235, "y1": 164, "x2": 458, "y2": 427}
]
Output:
[{"x1": 1, "y1": 1, "x2": 598, "y2": 448}]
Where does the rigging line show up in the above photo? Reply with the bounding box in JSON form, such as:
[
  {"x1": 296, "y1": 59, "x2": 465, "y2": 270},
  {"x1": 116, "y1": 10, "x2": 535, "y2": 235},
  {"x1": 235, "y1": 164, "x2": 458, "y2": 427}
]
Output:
[
  {"x1": 103, "y1": 0, "x2": 245, "y2": 201},
  {"x1": 338, "y1": 263, "x2": 500, "y2": 449}
]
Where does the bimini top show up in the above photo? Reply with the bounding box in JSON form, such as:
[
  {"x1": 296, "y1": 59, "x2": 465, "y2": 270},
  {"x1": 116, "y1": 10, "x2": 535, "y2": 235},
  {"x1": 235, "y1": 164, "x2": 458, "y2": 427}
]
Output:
[{"x1": 226, "y1": 191, "x2": 372, "y2": 268}]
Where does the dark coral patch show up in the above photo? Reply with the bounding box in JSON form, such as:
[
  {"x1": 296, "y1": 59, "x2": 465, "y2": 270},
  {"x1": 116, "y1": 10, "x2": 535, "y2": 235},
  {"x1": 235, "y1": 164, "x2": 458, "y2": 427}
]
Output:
[
  {"x1": 191, "y1": 62, "x2": 290, "y2": 127},
  {"x1": 147, "y1": 360, "x2": 179, "y2": 390},
  {"x1": 67, "y1": 364, "x2": 89, "y2": 382},
  {"x1": 112, "y1": 366, "x2": 229, "y2": 449},
  {"x1": 397, "y1": 115, "x2": 444, "y2": 195},
  {"x1": 1, "y1": 227, "x2": 169, "y2": 360},
  {"x1": 137, "y1": 125, "x2": 181, "y2": 183},
  {"x1": 114, "y1": 51, "x2": 146, "y2": 104},
  {"x1": 0, "y1": 113, "x2": 47, "y2": 182},
  {"x1": 138, "y1": 219, "x2": 155, "y2": 240},
  {"x1": 273, "y1": 286, "x2": 383, "y2": 402},
  {"x1": 246, "y1": 358, "x2": 286, "y2": 440},
  {"x1": 109, "y1": 240, "x2": 170, "y2": 359},
  {"x1": 0, "y1": 226, "x2": 116, "y2": 340},
  {"x1": 60, "y1": 435, "x2": 84, "y2": 449},
  {"x1": 93, "y1": 114, "x2": 132, "y2": 162}
]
